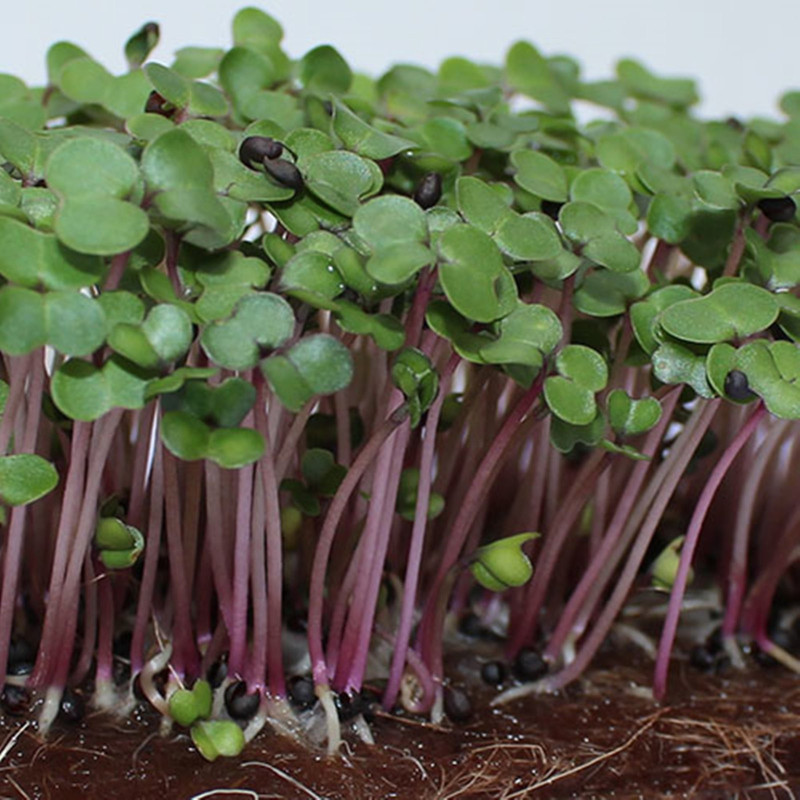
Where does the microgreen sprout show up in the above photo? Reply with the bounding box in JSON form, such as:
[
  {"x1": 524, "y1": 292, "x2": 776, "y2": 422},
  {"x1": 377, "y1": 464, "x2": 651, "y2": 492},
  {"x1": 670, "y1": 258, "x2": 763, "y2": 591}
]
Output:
[{"x1": 1, "y1": 5, "x2": 800, "y2": 763}]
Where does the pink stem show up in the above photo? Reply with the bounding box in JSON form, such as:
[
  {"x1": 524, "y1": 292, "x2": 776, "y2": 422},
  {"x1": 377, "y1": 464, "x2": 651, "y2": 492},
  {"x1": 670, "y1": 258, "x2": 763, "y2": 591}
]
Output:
[
  {"x1": 383, "y1": 355, "x2": 456, "y2": 709},
  {"x1": 546, "y1": 399, "x2": 719, "y2": 692},
  {"x1": 418, "y1": 376, "x2": 545, "y2": 678},
  {"x1": 163, "y1": 449, "x2": 198, "y2": 678},
  {"x1": 653, "y1": 402, "x2": 765, "y2": 700},
  {"x1": 543, "y1": 387, "x2": 681, "y2": 661},
  {"x1": 307, "y1": 408, "x2": 407, "y2": 686},
  {"x1": 31, "y1": 422, "x2": 91, "y2": 686},
  {"x1": 256, "y1": 391, "x2": 287, "y2": 698},
  {"x1": 131, "y1": 438, "x2": 165, "y2": 675},
  {"x1": 507, "y1": 448, "x2": 609, "y2": 658},
  {"x1": 48, "y1": 408, "x2": 125, "y2": 690},
  {"x1": 229, "y1": 455, "x2": 254, "y2": 677},
  {"x1": 338, "y1": 423, "x2": 410, "y2": 693},
  {"x1": 0, "y1": 354, "x2": 44, "y2": 687},
  {"x1": 203, "y1": 461, "x2": 233, "y2": 631},
  {"x1": 248, "y1": 464, "x2": 268, "y2": 691},
  {"x1": 721, "y1": 418, "x2": 787, "y2": 639}
]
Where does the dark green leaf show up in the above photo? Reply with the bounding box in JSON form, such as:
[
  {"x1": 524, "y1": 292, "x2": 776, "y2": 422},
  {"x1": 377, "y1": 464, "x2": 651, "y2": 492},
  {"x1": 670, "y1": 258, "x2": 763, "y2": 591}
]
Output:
[
  {"x1": 45, "y1": 291, "x2": 106, "y2": 356},
  {"x1": 207, "y1": 427, "x2": 264, "y2": 469},
  {"x1": 505, "y1": 42, "x2": 570, "y2": 114},
  {"x1": 652, "y1": 341, "x2": 713, "y2": 397},
  {"x1": 659, "y1": 282, "x2": 778, "y2": 344},
  {"x1": 607, "y1": 389, "x2": 662, "y2": 436},
  {"x1": 55, "y1": 197, "x2": 149, "y2": 256},
  {"x1": 301, "y1": 46, "x2": 352, "y2": 95},
  {"x1": 0, "y1": 287, "x2": 46, "y2": 355},
  {"x1": 0, "y1": 455, "x2": 58, "y2": 506},
  {"x1": 353, "y1": 195, "x2": 427, "y2": 249},
  {"x1": 144, "y1": 63, "x2": 190, "y2": 109},
  {"x1": 331, "y1": 99, "x2": 416, "y2": 160},
  {"x1": 51, "y1": 359, "x2": 112, "y2": 421},
  {"x1": 160, "y1": 410, "x2": 211, "y2": 461},
  {"x1": 0, "y1": 216, "x2": 104, "y2": 289},
  {"x1": 510, "y1": 149, "x2": 568, "y2": 202},
  {"x1": 125, "y1": 22, "x2": 159, "y2": 69},
  {"x1": 287, "y1": 334, "x2": 353, "y2": 396},
  {"x1": 300, "y1": 150, "x2": 377, "y2": 216},
  {"x1": 437, "y1": 224, "x2": 518, "y2": 322}
]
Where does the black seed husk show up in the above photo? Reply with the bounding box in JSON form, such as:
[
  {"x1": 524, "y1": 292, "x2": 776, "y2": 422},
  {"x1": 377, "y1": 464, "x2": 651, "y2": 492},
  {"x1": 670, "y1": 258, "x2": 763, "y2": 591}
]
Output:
[
  {"x1": 288, "y1": 676, "x2": 316, "y2": 710},
  {"x1": 724, "y1": 370, "x2": 755, "y2": 401},
  {"x1": 59, "y1": 688, "x2": 85, "y2": 723},
  {"x1": 513, "y1": 648, "x2": 548, "y2": 682},
  {"x1": 480, "y1": 660, "x2": 507, "y2": 686},
  {"x1": 263, "y1": 157, "x2": 304, "y2": 190},
  {"x1": 224, "y1": 680, "x2": 260, "y2": 721},
  {"x1": 413, "y1": 172, "x2": 442, "y2": 209},
  {"x1": 757, "y1": 195, "x2": 797, "y2": 223},
  {"x1": 239, "y1": 136, "x2": 283, "y2": 168},
  {"x1": 334, "y1": 691, "x2": 366, "y2": 721},
  {"x1": 443, "y1": 686, "x2": 472, "y2": 722}
]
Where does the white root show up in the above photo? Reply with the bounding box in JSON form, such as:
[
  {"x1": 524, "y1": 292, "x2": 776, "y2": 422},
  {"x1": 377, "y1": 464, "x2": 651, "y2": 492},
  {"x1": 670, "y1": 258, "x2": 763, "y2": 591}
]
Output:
[
  {"x1": 315, "y1": 683, "x2": 341, "y2": 755},
  {"x1": 430, "y1": 685, "x2": 444, "y2": 726},
  {"x1": 36, "y1": 685, "x2": 63, "y2": 738},
  {"x1": 352, "y1": 713, "x2": 374, "y2": 745},
  {"x1": 265, "y1": 695, "x2": 305, "y2": 742},
  {"x1": 242, "y1": 692, "x2": 269, "y2": 744},
  {"x1": 91, "y1": 677, "x2": 118, "y2": 712},
  {"x1": 136, "y1": 641, "x2": 172, "y2": 717}
]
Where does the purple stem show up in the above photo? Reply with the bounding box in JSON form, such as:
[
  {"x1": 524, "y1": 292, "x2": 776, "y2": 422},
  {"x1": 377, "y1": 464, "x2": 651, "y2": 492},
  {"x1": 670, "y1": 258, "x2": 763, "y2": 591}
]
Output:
[
  {"x1": 248, "y1": 463, "x2": 268, "y2": 691},
  {"x1": 331, "y1": 407, "x2": 403, "y2": 688},
  {"x1": 181, "y1": 460, "x2": 203, "y2": 597},
  {"x1": 103, "y1": 251, "x2": 132, "y2": 291},
  {"x1": 49, "y1": 408, "x2": 125, "y2": 690},
  {"x1": 162, "y1": 449, "x2": 199, "y2": 678},
  {"x1": 255, "y1": 380, "x2": 286, "y2": 698},
  {"x1": 337, "y1": 423, "x2": 411, "y2": 693},
  {"x1": 506, "y1": 449, "x2": 609, "y2": 658},
  {"x1": 95, "y1": 570, "x2": 115, "y2": 686},
  {"x1": 274, "y1": 399, "x2": 314, "y2": 483},
  {"x1": 653, "y1": 401, "x2": 765, "y2": 700},
  {"x1": 70, "y1": 554, "x2": 98, "y2": 685},
  {"x1": 404, "y1": 267, "x2": 438, "y2": 349},
  {"x1": 0, "y1": 354, "x2": 31, "y2": 455},
  {"x1": 203, "y1": 461, "x2": 233, "y2": 631},
  {"x1": 543, "y1": 387, "x2": 681, "y2": 661},
  {"x1": 324, "y1": 530, "x2": 367, "y2": 673},
  {"x1": 383, "y1": 355, "x2": 455, "y2": 710},
  {"x1": 546, "y1": 399, "x2": 719, "y2": 692},
  {"x1": 721, "y1": 418, "x2": 787, "y2": 639},
  {"x1": 131, "y1": 439, "x2": 165, "y2": 675},
  {"x1": 127, "y1": 403, "x2": 156, "y2": 532},
  {"x1": 741, "y1": 505, "x2": 800, "y2": 643},
  {"x1": 0, "y1": 354, "x2": 44, "y2": 688},
  {"x1": 334, "y1": 389, "x2": 352, "y2": 468},
  {"x1": 31, "y1": 422, "x2": 91, "y2": 686},
  {"x1": 164, "y1": 231, "x2": 182, "y2": 297},
  {"x1": 307, "y1": 408, "x2": 407, "y2": 686},
  {"x1": 229, "y1": 454, "x2": 255, "y2": 677},
  {"x1": 418, "y1": 376, "x2": 545, "y2": 677}
]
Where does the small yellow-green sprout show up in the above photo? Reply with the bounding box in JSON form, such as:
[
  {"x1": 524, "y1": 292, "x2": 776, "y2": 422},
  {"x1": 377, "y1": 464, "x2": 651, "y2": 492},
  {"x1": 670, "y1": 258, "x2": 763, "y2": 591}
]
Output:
[
  {"x1": 650, "y1": 535, "x2": 694, "y2": 591},
  {"x1": 168, "y1": 679, "x2": 213, "y2": 727},
  {"x1": 190, "y1": 719, "x2": 245, "y2": 762},
  {"x1": 470, "y1": 533, "x2": 539, "y2": 592},
  {"x1": 94, "y1": 516, "x2": 144, "y2": 569}
]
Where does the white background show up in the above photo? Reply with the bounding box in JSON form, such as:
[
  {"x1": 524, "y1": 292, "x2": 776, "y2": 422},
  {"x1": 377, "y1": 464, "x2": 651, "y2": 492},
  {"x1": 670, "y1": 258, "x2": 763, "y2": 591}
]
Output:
[{"x1": 3, "y1": 0, "x2": 799, "y2": 120}]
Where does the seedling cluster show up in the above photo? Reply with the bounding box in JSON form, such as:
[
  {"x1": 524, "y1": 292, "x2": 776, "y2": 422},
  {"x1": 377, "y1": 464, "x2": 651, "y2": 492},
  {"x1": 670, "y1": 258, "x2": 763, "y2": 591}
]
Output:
[{"x1": 1, "y1": 7, "x2": 800, "y2": 759}]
